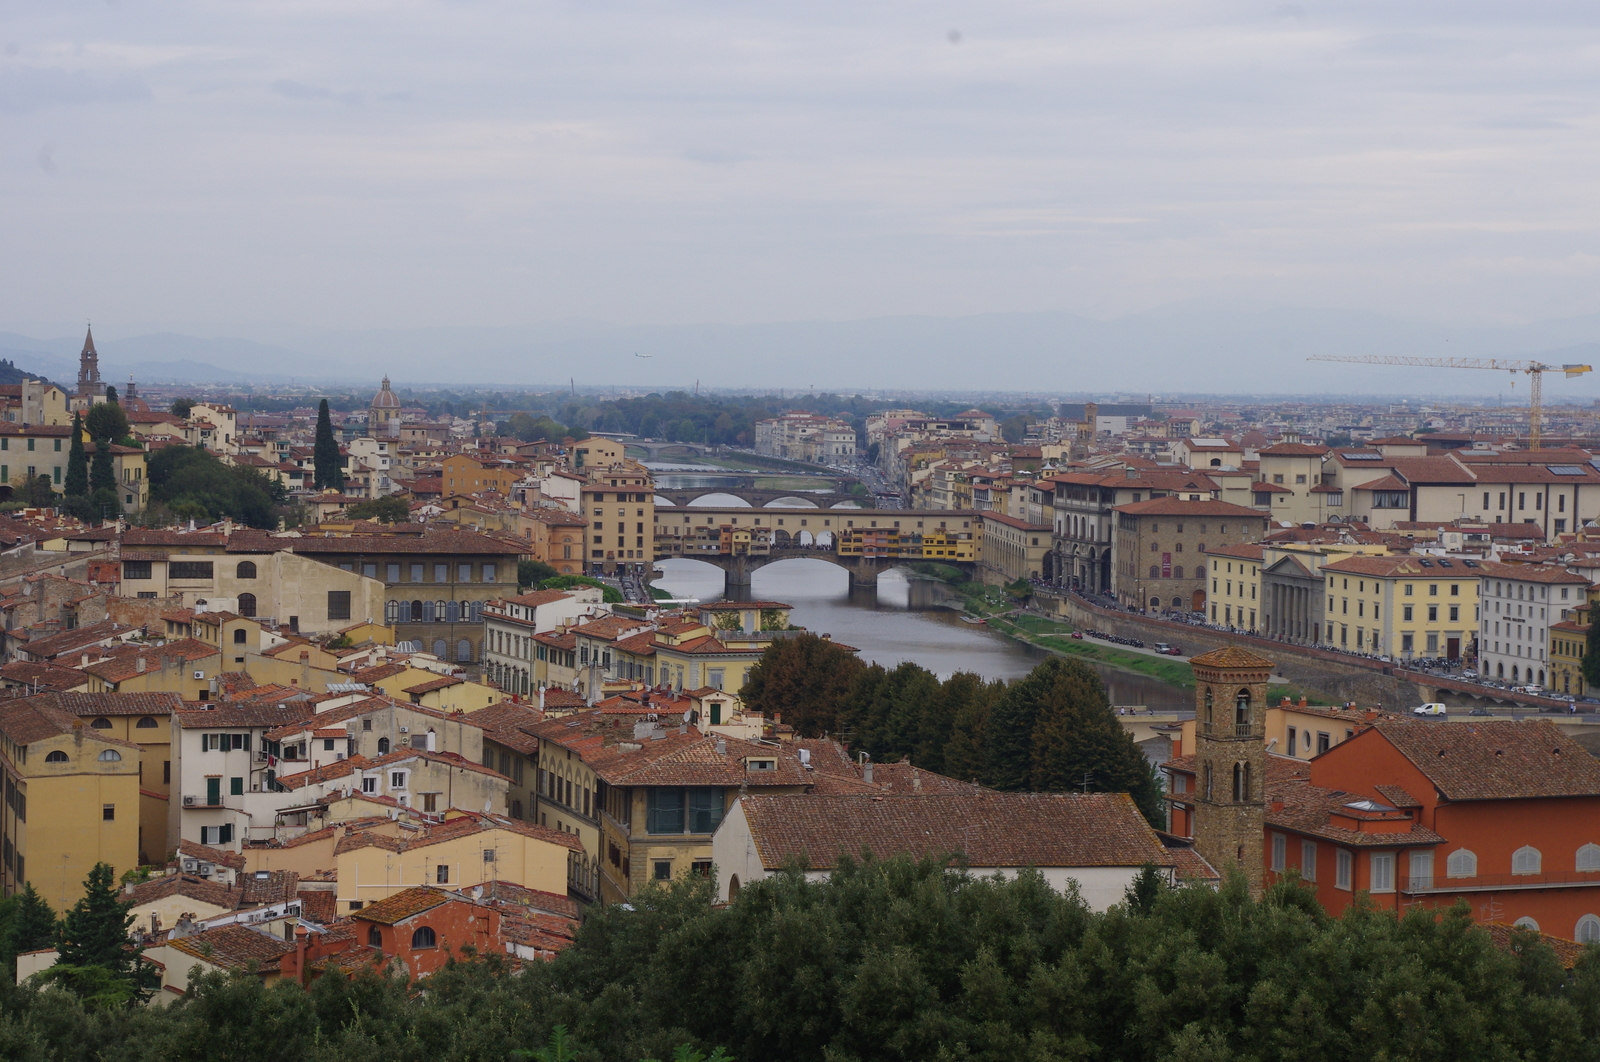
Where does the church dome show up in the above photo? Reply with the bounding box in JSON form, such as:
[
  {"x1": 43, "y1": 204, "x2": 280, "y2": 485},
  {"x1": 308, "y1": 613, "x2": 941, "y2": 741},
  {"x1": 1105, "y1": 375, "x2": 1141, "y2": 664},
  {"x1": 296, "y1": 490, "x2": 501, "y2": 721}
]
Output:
[{"x1": 371, "y1": 376, "x2": 401, "y2": 410}]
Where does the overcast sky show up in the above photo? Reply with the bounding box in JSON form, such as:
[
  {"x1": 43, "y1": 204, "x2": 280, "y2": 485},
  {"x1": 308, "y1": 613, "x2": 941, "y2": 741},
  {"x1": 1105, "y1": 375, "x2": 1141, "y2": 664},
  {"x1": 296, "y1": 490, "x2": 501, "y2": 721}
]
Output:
[{"x1": 7, "y1": 2, "x2": 1600, "y2": 341}]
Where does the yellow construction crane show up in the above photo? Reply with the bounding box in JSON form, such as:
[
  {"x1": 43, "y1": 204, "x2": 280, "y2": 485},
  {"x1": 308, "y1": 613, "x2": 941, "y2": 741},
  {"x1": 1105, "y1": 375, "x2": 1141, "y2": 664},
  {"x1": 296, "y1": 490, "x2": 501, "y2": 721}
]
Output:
[{"x1": 1305, "y1": 355, "x2": 1593, "y2": 451}]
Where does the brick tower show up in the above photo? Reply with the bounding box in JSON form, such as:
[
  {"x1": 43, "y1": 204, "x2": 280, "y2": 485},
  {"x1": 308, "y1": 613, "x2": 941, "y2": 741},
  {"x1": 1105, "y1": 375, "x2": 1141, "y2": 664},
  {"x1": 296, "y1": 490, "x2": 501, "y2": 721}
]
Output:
[
  {"x1": 76, "y1": 324, "x2": 104, "y2": 400},
  {"x1": 1188, "y1": 645, "x2": 1273, "y2": 896}
]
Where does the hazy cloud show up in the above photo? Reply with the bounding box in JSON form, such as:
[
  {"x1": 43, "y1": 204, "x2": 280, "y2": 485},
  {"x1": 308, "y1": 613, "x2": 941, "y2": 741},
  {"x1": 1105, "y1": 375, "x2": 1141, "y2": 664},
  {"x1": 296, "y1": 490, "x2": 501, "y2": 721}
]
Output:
[{"x1": 0, "y1": 65, "x2": 149, "y2": 113}]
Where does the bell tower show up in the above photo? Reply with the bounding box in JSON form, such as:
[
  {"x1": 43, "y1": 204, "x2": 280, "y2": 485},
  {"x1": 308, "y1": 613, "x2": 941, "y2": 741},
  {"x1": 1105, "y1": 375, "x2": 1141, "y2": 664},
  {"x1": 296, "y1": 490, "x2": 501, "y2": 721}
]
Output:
[
  {"x1": 77, "y1": 323, "x2": 105, "y2": 400},
  {"x1": 1188, "y1": 646, "x2": 1273, "y2": 896}
]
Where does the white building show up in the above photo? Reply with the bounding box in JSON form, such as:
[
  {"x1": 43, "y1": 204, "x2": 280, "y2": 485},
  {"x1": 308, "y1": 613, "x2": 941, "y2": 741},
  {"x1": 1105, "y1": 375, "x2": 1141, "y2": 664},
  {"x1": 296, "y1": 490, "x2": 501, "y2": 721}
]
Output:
[
  {"x1": 711, "y1": 791, "x2": 1177, "y2": 912},
  {"x1": 1477, "y1": 563, "x2": 1590, "y2": 687},
  {"x1": 754, "y1": 412, "x2": 857, "y2": 463},
  {"x1": 481, "y1": 587, "x2": 607, "y2": 696}
]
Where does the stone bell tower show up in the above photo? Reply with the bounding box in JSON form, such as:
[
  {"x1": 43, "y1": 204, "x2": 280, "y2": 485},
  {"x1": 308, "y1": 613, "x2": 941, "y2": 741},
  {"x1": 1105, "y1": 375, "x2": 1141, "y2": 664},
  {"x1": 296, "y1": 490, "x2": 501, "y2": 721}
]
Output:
[{"x1": 1188, "y1": 645, "x2": 1273, "y2": 897}]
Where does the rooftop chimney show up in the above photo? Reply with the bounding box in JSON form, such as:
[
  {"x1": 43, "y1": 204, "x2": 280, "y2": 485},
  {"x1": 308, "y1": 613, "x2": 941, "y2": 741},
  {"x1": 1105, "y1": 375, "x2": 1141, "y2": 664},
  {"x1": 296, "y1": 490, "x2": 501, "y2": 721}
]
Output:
[{"x1": 715, "y1": 736, "x2": 727, "y2": 755}]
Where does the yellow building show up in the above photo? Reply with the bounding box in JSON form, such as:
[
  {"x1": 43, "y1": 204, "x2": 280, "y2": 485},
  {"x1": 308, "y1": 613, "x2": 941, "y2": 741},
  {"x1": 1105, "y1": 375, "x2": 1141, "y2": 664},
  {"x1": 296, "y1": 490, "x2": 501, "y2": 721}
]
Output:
[
  {"x1": 0, "y1": 695, "x2": 142, "y2": 911},
  {"x1": 442, "y1": 454, "x2": 523, "y2": 496},
  {"x1": 1320, "y1": 554, "x2": 1479, "y2": 661},
  {"x1": 1202, "y1": 543, "x2": 1264, "y2": 629},
  {"x1": 569, "y1": 436, "x2": 626, "y2": 469},
  {"x1": 580, "y1": 475, "x2": 656, "y2": 574},
  {"x1": 331, "y1": 813, "x2": 579, "y2": 914}
]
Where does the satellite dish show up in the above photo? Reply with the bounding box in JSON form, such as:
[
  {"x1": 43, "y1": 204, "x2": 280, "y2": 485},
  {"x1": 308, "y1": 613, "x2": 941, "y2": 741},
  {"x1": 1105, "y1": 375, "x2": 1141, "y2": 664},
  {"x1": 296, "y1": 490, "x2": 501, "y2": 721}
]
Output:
[{"x1": 682, "y1": 709, "x2": 692, "y2": 722}]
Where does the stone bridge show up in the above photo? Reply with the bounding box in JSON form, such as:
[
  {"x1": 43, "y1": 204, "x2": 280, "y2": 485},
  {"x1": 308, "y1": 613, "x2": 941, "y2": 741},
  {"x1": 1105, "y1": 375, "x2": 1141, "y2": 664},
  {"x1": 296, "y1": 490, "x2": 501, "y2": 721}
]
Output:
[
  {"x1": 690, "y1": 548, "x2": 964, "y2": 589},
  {"x1": 655, "y1": 486, "x2": 866, "y2": 508}
]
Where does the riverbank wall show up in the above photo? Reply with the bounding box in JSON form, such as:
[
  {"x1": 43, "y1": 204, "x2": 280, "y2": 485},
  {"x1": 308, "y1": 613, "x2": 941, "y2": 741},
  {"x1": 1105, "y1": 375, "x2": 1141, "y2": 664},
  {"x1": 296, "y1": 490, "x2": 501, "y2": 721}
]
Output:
[{"x1": 1032, "y1": 589, "x2": 1426, "y2": 709}]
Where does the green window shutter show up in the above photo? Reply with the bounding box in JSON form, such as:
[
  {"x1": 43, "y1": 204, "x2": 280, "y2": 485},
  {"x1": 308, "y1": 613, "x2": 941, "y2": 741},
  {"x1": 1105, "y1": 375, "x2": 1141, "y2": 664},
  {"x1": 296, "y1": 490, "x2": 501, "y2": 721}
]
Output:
[
  {"x1": 206, "y1": 777, "x2": 221, "y2": 805},
  {"x1": 230, "y1": 777, "x2": 243, "y2": 796}
]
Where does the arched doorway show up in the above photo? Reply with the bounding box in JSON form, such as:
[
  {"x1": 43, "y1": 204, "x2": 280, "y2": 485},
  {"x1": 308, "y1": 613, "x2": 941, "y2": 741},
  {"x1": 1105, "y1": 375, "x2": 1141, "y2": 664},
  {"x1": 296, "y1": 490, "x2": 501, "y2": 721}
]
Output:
[{"x1": 1191, "y1": 589, "x2": 1206, "y2": 612}]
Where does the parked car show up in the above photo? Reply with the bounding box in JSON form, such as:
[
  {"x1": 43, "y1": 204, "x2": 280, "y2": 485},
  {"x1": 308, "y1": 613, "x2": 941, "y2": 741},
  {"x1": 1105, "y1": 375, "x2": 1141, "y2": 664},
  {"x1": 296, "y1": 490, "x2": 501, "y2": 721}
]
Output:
[
  {"x1": 1460, "y1": 669, "x2": 1479, "y2": 680},
  {"x1": 1512, "y1": 685, "x2": 1545, "y2": 695},
  {"x1": 1158, "y1": 645, "x2": 1183, "y2": 656},
  {"x1": 1468, "y1": 707, "x2": 1491, "y2": 717},
  {"x1": 1412, "y1": 703, "x2": 1448, "y2": 717}
]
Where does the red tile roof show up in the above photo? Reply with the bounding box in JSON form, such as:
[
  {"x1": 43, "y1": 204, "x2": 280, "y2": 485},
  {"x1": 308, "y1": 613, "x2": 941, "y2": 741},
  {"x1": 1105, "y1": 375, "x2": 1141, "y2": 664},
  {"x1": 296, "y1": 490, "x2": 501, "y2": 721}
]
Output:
[{"x1": 1371, "y1": 720, "x2": 1600, "y2": 801}]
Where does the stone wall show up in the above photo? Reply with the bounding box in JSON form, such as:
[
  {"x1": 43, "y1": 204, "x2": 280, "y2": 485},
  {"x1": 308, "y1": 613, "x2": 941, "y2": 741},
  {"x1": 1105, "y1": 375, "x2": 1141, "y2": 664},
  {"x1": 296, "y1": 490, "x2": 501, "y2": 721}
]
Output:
[{"x1": 1039, "y1": 590, "x2": 1423, "y2": 709}]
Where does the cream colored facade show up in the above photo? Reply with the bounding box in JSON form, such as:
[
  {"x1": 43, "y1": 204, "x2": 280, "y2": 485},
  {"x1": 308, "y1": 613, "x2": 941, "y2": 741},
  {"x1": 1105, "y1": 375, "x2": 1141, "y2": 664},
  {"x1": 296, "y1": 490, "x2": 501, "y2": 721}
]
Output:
[
  {"x1": 120, "y1": 550, "x2": 385, "y2": 635},
  {"x1": 1322, "y1": 555, "x2": 1480, "y2": 661},
  {"x1": 334, "y1": 821, "x2": 574, "y2": 912}
]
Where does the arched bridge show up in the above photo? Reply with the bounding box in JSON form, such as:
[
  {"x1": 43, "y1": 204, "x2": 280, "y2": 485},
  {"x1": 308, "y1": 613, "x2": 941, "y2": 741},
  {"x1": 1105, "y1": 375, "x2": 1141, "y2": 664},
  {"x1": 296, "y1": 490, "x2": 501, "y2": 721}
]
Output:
[
  {"x1": 654, "y1": 507, "x2": 979, "y2": 589},
  {"x1": 655, "y1": 487, "x2": 868, "y2": 509}
]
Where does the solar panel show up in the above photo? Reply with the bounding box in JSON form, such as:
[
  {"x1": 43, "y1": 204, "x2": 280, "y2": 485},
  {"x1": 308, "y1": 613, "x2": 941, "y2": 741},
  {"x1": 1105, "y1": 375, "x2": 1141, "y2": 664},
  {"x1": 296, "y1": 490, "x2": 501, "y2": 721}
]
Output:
[
  {"x1": 1438, "y1": 559, "x2": 1453, "y2": 567},
  {"x1": 1418, "y1": 559, "x2": 1433, "y2": 567},
  {"x1": 1341, "y1": 453, "x2": 1382, "y2": 460},
  {"x1": 1547, "y1": 465, "x2": 1587, "y2": 476},
  {"x1": 1463, "y1": 559, "x2": 1479, "y2": 568}
]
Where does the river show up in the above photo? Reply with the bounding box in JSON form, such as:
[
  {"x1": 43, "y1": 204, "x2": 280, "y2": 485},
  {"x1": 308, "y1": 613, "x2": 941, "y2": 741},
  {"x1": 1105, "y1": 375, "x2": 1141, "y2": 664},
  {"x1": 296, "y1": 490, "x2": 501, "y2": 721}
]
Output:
[{"x1": 652, "y1": 557, "x2": 1192, "y2": 711}]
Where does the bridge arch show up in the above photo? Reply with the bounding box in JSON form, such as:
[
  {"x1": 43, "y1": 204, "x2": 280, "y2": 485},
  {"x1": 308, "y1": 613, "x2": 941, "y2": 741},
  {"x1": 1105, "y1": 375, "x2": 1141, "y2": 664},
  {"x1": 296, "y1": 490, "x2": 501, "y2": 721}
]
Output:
[
  {"x1": 763, "y1": 496, "x2": 819, "y2": 508},
  {"x1": 687, "y1": 493, "x2": 753, "y2": 507},
  {"x1": 653, "y1": 496, "x2": 676, "y2": 506},
  {"x1": 830, "y1": 501, "x2": 864, "y2": 509}
]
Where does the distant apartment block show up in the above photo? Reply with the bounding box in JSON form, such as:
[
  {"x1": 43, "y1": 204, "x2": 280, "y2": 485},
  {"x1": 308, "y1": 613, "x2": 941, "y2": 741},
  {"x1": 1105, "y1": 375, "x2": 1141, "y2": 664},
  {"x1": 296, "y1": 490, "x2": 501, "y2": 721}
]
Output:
[{"x1": 754, "y1": 412, "x2": 857, "y2": 463}]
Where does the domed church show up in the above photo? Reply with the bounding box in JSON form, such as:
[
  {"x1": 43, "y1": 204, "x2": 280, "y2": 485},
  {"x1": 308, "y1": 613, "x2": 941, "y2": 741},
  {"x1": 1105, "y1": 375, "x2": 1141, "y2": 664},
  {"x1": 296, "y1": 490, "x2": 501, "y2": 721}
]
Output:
[{"x1": 370, "y1": 376, "x2": 401, "y2": 438}]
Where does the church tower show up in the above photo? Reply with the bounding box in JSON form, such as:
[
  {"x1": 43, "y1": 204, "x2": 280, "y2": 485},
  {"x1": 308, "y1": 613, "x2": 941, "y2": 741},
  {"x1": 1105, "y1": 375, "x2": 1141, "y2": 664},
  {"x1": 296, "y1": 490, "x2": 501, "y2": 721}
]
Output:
[
  {"x1": 1188, "y1": 646, "x2": 1273, "y2": 897},
  {"x1": 76, "y1": 324, "x2": 104, "y2": 400}
]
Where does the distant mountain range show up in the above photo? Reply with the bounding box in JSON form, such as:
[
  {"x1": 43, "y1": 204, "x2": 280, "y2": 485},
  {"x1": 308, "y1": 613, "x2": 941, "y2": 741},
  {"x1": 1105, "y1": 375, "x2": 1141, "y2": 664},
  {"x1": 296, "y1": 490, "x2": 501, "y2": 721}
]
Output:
[{"x1": 4, "y1": 307, "x2": 1600, "y2": 398}]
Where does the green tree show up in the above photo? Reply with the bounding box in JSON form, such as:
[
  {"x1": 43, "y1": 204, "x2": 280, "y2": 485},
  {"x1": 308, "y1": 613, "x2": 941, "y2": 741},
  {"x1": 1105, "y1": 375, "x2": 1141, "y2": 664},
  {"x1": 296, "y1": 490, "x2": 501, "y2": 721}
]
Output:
[
  {"x1": 739, "y1": 633, "x2": 867, "y2": 736},
  {"x1": 539, "y1": 574, "x2": 622, "y2": 603},
  {"x1": 170, "y1": 396, "x2": 195, "y2": 418},
  {"x1": 88, "y1": 439, "x2": 116, "y2": 497},
  {"x1": 53, "y1": 862, "x2": 152, "y2": 1004},
  {"x1": 344, "y1": 496, "x2": 411, "y2": 523},
  {"x1": 17, "y1": 475, "x2": 55, "y2": 508},
  {"x1": 519, "y1": 559, "x2": 558, "y2": 589},
  {"x1": 938, "y1": 672, "x2": 1002, "y2": 782},
  {"x1": 312, "y1": 399, "x2": 343, "y2": 491},
  {"x1": 103, "y1": 384, "x2": 118, "y2": 405},
  {"x1": 64, "y1": 414, "x2": 88, "y2": 497},
  {"x1": 83, "y1": 401, "x2": 129, "y2": 444},
  {"x1": 147, "y1": 445, "x2": 282, "y2": 529},
  {"x1": 1122, "y1": 862, "x2": 1166, "y2": 915},
  {"x1": 982, "y1": 658, "x2": 1061, "y2": 789},
  {"x1": 1, "y1": 883, "x2": 57, "y2": 977},
  {"x1": 1583, "y1": 612, "x2": 1600, "y2": 691},
  {"x1": 836, "y1": 661, "x2": 942, "y2": 766}
]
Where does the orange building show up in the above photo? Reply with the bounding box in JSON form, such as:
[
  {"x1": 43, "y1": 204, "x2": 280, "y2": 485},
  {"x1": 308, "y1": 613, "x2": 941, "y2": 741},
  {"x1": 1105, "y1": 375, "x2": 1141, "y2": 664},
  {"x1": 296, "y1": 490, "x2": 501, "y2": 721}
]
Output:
[{"x1": 1168, "y1": 717, "x2": 1600, "y2": 942}]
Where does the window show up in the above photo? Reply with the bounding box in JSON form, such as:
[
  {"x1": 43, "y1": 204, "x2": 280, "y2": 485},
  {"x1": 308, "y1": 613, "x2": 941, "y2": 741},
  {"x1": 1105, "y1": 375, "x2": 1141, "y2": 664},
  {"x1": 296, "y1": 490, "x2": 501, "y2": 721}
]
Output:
[
  {"x1": 368, "y1": 925, "x2": 383, "y2": 948},
  {"x1": 434, "y1": 563, "x2": 448, "y2": 582},
  {"x1": 123, "y1": 560, "x2": 152, "y2": 580},
  {"x1": 688, "y1": 788, "x2": 724, "y2": 833},
  {"x1": 97, "y1": 749, "x2": 121, "y2": 762},
  {"x1": 1287, "y1": 727, "x2": 1297, "y2": 757},
  {"x1": 1577, "y1": 843, "x2": 1600, "y2": 872},
  {"x1": 457, "y1": 639, "x2": 472, "y2": 662},
  {"x1": 235, "y1": 561, "x2": 257, "y2": 579},
  {"x1": 390, "y1": 771, "x2": 406, "y2": 789},
  {"x1": 1512, "y1": 846, "x2": 1542, "y2": 875},
  {"x1": 45, "y1": 750, "x2": 69, "y2": 763},
  {"x1": 411, "y1": 563, "x2": 424, "y2": 582},
  {"x1": 691, "y1": 859, "x2": 713, "y2": 877},
  {"x1": 1409, "y1": 850, "x2": 1434, "y2": 890},
  {"x1": 327, "y1": 591, "x2": 351, "y2": 620},
  {"x1": 1336, "y1": 849, "x2": 1353, "y2": 890},
  {"x1": 411, "y1": 926, "x2": 437, "y2": 948},
  {"x1": 1513, "y1": 916, "x2": 1540, "y2": 932},
  {"x1": 1447, "y1": 848, "x2": 1478, "y2": 878},
  {"x1": 484, "y1": 564, "x2": 497, "y2": 583},
  {"x1": 387, "y1": 563, "x2": 401, "y2": 583},
  {"x1": 230, "y1": 776, "x2": 243, "y2": 795},
  {"x1": 459, "y1": 563, "x2": 473, "y2": 581},
  {"x1": 1370, "y1": 853, "x2": 1395, "y2": 892},
  {"x1": 422, "y1": 793, "x2": 438, "y2": 813},
  {"x1": 436, "y1": 864, "x2": 450, "y2": 883},
  {"x1": 102, "y1": 804, "x2": 115, "y2": 821},
  {"x1": 646, "y1": 788, "x2": 685, "y2": 834},
  {"x1": 1301, "y1": 842, "x2": 1317, "y2": 882},
  {"x1": 482, "y1": 848, "x2": 495, "y2": 863},
  {"x1": 200, "y1": 824, "x2": 234, "y2": 845},
  {"x1": 1578, "y1": 916, "x2": 1600, "y2": 945},
  {"x1": 237, "y1": 592, "x2": 257, "y2": 617},
  {"x1": 1271, "y1": 834, "x2": 1286, "y2": 872},
  {"x1": 90, "y1": 717, "x2": 111, "y2": 729},
  {"x1": 169, "y1": 561, "x2": 214, "y2": 580},
  {"x1": 653, "y1": 860, "x2": 672, "y2": 881}
]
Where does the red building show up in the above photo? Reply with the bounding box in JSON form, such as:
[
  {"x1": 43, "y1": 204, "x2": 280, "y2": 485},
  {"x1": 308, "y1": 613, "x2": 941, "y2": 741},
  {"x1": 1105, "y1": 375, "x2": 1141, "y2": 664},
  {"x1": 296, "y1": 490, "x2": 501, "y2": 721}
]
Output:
[{"x1": 1168, "y1": 718, "x2": 1600, "y2": 943}]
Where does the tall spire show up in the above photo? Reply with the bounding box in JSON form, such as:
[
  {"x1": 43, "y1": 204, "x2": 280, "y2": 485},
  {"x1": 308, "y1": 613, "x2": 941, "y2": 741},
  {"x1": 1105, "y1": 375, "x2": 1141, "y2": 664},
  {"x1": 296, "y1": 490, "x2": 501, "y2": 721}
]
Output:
[{"x1": 77, "y1": 322, "x2": 104, "y2": 400}]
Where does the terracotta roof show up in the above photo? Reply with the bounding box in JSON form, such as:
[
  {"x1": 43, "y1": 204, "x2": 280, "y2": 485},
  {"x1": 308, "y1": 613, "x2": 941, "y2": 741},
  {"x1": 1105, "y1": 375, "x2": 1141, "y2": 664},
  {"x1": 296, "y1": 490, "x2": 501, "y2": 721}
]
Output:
[
  {"x1": 1371, "y1": 720, "x2": 1600, "y2": 801},
  {"x1": 296, "y1": 889, "x2": 338, "y2": 925},
  {"x1": 402, "y1": 676, "x2": 462, "y2": 695},
  {"x1": 1111, "y1": 498, "x2": 1266, "y2": 518},
  {"x1": 173, "y1": 703, "x2": 310, "y2": 730},
  {"x1": 22, "y1": 620, "x2": 134, "y2": 660},
  {"x1": 177, "y1": 839, "x2": 247, "y2": 870},
  {"x1": 0, "y1": 661, "x2": 91, "y2": 691},
  {"x1": 504, "y1": 589, "x2": 585, "y2": 607},
  {"x1": 239, "y1": 869, "x2": 300, "y2": 905},
  {"x1": 0, "y1": 695, "x2": 141, "y2": 749},
  {"x1": 467, "y1": 702, "x2": 544, "y2": 754},
  {"x1": 1258, "y1": 443, "x2": 1329, "y2": 457},
  {"x1": 168, "y1": 924, "x2": 295, "y2": 972},
  {"x1": 40, "y1": 691, "x2": 183, "y2": 717},
  {"x1": 1477, "y1": 562, "x2": 1590, "y2": 585},
  {"x1": 284, "y1": 531, "x2": 523, "y2": 557},
  {"x1": 1483, "y1": 922, "x2": 1589, "y2": 969},
  {"x1": 738, "y1": 792, "x2": 1173, "y2": 871},
  {"x1": 1266, "y1": 782, "x2": 1446, "y2": 848},
  {"x1": 350, "y1": 885, "x2": 453, "y2": 925},
  {"x1": 1188, "y1": 646, "x2": 1275, "y2": 670},
  {"x1": 1203, "y1": 543, "x2": 1265, "y2": 561},
  {"x1": 127, "y1": 874, "x2": 239, "y2": 912},
  {"x1": 470, "y1": 880, "x2": 580, "y2": 920}
]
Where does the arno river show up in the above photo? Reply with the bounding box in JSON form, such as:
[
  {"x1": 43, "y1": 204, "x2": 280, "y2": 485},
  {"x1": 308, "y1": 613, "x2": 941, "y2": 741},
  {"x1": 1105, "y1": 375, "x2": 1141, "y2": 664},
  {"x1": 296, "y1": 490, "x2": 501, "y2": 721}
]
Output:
[{"x1": 652, "y1": 557, "x2": 1192, "y2": 711}]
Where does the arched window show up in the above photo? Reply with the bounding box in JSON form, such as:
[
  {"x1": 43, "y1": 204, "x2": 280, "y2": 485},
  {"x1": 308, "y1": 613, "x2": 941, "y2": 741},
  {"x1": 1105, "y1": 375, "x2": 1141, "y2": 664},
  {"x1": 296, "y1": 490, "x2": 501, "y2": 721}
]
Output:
[
  {"x1": 446, "y1": 600, "x2": 460, "y2": 623},
  {"x1": 511, "y1": 799, "x2": 523, "y2": 819},
  {"x1": 469, "y1": 601, "x2": 483, "y2": 622},
  {"x1": 233, "y1": 628, "x2": 246, "y2": 644},
  {"x1": 237, "y1": 592, "x2": 257, "y2": 618},
  {"x1": 367, "y1": 925, "x2": 383, "y2": 948},
  {"x1": 1513, "y1": 916, "x2": 1540, "y2": 932},
  {"x1": 1204, "y1": 688, "x2": 1213, "y2": 724},
  {"x1": 90, "y1": 717, "x2": 111, "y2": 729},
  {"x1": 457, "y1": 639, "x2": 472, "y2": 663},
  {"x1": 377, "y1": 737, "x2": 390, "y2": 754},
  {"x1": 1203, "y1": 763, "x2": 1213, "y2": 800},
  {"x1": 1512, "y1": 846, "x2": 1542, "y2": 875},
  {"x1": 1578, "y1": 915, "x2": 1600, "y2": 944},
  {"x1": 433, "y1": 639, "x2": 448, "y2": 659},
  {"x1": 1173, "y1": 566, "x2": 1184, "y2": 580},
  {"x1": 1172, "y1": 598, "x2": 1183, "y2": 608},
  {"x1": 411, "y1": 600, "x2": 423, "y2": 622},
  {"x1": 136, "y1": 716, "x2": 158, "y2": 729},
  {"x1": 728, "y1": 875, "x2": 741, "y2": 901},
  {"x1": 1235, "y1": 689, "x2": 1251, "y2": 728},
  {"x1": 1577, "y1": 843, "x2": 1600, "y2": 871},
  {"x1": 98, "y1": 749, "x2": 121, "y2": 762},
  {"x1": 1232, "y1": 761, "x2": 1251, "y2": 802},
  {"x1": 236, "y1": 561, "x2": 257, "y2": 579},
  {"x1": 45, "y1": 750, "x2": 69, "y2": 763},
  {"x1": 385, "y1": 600, "x2": 399, "y2": 624},
  {"x1": 1149, "y1": 565, "x2": 1160, "y2": 579},
  {"x1": 411, "y1": 926, "x2": 437, "y2": 948},
  {"x1": 1446, "y1": 848, "x2": 1478, "y2": 878}
]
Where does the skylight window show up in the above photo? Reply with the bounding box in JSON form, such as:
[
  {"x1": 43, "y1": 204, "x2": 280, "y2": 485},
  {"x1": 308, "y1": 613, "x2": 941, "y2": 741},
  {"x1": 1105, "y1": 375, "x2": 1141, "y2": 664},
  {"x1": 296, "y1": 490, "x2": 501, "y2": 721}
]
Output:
[
  {"x1": 1547, "y1": 465, "x2": 1586, "y2": 476},
  {"x1": 1342, "y1": 453, "x2": 1382, "y2": 460}
]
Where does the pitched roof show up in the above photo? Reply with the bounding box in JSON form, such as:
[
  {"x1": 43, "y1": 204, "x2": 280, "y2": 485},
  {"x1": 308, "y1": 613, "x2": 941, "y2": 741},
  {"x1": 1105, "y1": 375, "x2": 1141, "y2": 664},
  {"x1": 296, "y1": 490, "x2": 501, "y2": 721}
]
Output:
[
  {"x1": 167, "y1": 924, "x2": 295, "y2": 971},
  {"x1": 1371, "y1": 720, "x2": 1600, "y2": 801},
  {"x1": 126, "y1": 874, "x2": 239, "y2": 912},
  {"x1": 1111, "y1": 498, "x2": 1266, "y2": 518},
  {"x1": 350, "y1": 885, "x2": 454, "y2": 925},
  {"x1": 737, "y1": 792, "x2": 1173, "y2": 871},
  {"x1": 1188, "y1": 646, "x2": 1275, "y2": 670}
]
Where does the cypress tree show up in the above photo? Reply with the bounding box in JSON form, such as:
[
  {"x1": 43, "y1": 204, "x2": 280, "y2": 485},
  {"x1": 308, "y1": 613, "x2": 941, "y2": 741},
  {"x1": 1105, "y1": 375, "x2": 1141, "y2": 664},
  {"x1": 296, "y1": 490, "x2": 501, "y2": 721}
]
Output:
[
  {"x1": 64, "y1": 413, "x2": 88, "y2": 497},
  {"x1": 104, "y1": 384, "x2": 118, "y2": 405},
  {"x1": 983, "y1": 657, "x2": 1068, "y2": 789},
  {"x1": 313, "y1": 399, "x2": 343, "y2": 490},
  {"x1": 89, "y1": 438, "x2": 115, "y2": 497},
  {"x1": 3, "y1": 883, "x2": 58, "y2": 974}
]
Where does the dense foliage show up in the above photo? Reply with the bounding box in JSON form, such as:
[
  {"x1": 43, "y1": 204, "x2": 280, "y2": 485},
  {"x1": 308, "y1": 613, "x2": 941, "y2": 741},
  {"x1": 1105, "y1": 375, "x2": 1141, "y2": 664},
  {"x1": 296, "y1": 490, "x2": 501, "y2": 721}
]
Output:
[
  {"x1": 742, "y1": 649, "x2": 1162, "y2": 825},
  {"x1": 540, "y1": 574, "x2": 623, "y2": 604},
  {"x1": 344, "y1": 496, "x2": 411, "y2": 524},
  {"x1": 519, "y1": 559, "x2": 560, "y2": 589},
  {"x1": 145, "y1": 445, "x2": 286, "y2": 529},
  {"x1": 312, "y1": 400, "x2": 343, "y2": 491},
  {"x1": 4, "y1": 861, "x2": 1598, "y2": 1062}
]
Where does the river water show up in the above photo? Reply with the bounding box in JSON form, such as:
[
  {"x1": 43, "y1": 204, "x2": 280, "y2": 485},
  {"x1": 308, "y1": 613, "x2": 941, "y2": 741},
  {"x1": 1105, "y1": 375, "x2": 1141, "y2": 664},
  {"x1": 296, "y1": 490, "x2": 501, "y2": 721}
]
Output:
[{"x1": 652, "y1": 557, "x2": 1192, "y2": 711}]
